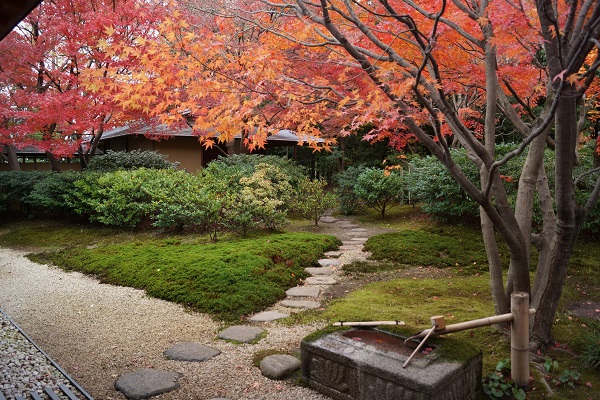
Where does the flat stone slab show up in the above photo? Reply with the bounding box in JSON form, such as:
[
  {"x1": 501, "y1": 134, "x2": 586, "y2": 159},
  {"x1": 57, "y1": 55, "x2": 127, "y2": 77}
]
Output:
[
  {"x1": 350, "y1": 237, "x2": 369, "y2": 242},
  {"x1": 218, "y1": 325, "x2": 266, "y2": 343},
  {"x1": 339, "y1": 245, "x2": 361, "y2": 250},
  {"x1": 281, "y1": 300, "x2": 321, "y2": 309},
  {"x1": 324, "y1": 251, "x2": 343, "y2": 258},
  {"x1": 286, "y1": 286, "x2": 320, "y2": 298},
  {"x1": 306, "y1": 276, "x2": 337, "y2": 285},
  {"x1": 305, "y1": 267, "x2": 334, "y2": 276},
  {"x1": 318, "y1": 258, "x2": 341, "y2": 267},
  {"x1": 260, "y1": 354, "x2": 301, "y2": 380},
  {"x1": 164, "y1": 342, "x2": 220, "y2": 362},
  {"x1": 115, "y1": 368, "x2": 182, "y2": 399},
  {"x1": 320, "y1": 216, "x2": 338, "y2": 223},
  {"x1": 249, "y1": 311, "x2": 290, "y2": 322},
  {"x1": 349, "y1": 228, "x2": 369, "y2": 232}
]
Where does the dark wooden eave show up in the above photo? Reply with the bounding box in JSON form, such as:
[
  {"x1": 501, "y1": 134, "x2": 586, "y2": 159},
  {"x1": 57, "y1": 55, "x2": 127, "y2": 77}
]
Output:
[{"x1": 0, "y1": 0, "x2": 43, "y2": 42}]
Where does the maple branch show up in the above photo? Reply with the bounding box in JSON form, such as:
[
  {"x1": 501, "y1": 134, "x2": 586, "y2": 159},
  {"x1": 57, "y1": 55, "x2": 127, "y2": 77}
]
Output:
[
  {"x1": 483, "y1": 78, "x2": 567, "y2": 198},
  {"x1": 502, "y1": 79, "x2": 535, "y2": 119}
]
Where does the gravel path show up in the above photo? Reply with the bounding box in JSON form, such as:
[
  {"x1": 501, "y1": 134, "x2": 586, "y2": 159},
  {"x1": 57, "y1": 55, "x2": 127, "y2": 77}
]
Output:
[{"x1": 0, "y1": 248, "x2": 332, "y2": 400}]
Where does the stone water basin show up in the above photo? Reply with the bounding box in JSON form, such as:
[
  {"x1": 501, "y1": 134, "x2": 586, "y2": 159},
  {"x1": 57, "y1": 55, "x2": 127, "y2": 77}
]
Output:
[{"x1": 301, "y1": 328, "x2": 482, "y2": 400}]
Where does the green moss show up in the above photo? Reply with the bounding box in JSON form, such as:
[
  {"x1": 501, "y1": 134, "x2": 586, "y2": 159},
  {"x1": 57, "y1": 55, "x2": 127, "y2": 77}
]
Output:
[{"x1": 30, "y1": 232, "x2": 340, "y2": 322}]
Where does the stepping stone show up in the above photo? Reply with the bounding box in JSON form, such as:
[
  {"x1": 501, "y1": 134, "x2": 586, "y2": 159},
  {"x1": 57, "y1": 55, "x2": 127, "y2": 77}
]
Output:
[
  {"x1": 281, "y1": 300, "x2": 321, "y2": 309},
  {"x1": 320, "y1": 216, "x2": 338, "y2": 223},
  {"x1": 318, "y1": 258, "x2": 340, "y2": 267},
  {"x1": 249, "y1": 311, "x2": 289, "y2": 322},
  {"x1": 347, "y1": 231, "x2": 369, "y2": 237},
  {"x1": 305, "y1": 267, "x2": 334, "y2": 276},
  {"x1": 350, "y1": 228, "x2": 369, "y2": 232},
  {"x1": 260, "y1": 354, "x2": 301, "y2": 380},
  {"x1": 336, "y1": 223, "x2": 358, "y2": 228},
  {"x1": 218, "y1": 325, "x2": 266, "y2": 343},
  {"x1": 164, "y1": 342, "x2": 220, "y2": 362},
  {"x1": 340, "y1": 245, "x2": 361, "y2": 250},
  {"x1": 324, "y1": 251, "x2": 343, "y2": 258},
  {"x1": 342, "y1": 241, "x2": 362, "y2": 246},
  {"x1": 350, "y1": 237, "x2": 369, "y2": 242},
  {"x1": 286, "y1": 286, "x2": 320, "y2": 298},
  {"x1": 305, "y1": 276, "x2": 337, "y2": 285},
  {"x1": 115, "y1": 368, "x2": 182, "y2": 399}
]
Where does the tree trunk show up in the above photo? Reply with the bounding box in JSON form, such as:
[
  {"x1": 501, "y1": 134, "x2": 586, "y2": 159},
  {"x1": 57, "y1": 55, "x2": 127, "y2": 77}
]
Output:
[
  {"x1": 532, "y1": 89, "x2": 579, "y2": 346},
  {"x1": 45, "y1": 151, "x2": 62, "y2": 172},
  {"x1": 4, "y1": 145, "x2": 21, "y2": 171}
]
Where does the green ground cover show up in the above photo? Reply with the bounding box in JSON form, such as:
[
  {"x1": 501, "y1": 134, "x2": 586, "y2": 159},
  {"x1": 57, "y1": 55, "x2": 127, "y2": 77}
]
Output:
[{"x1": 10, "y1": 226, "x2": 340, "y2": 321}]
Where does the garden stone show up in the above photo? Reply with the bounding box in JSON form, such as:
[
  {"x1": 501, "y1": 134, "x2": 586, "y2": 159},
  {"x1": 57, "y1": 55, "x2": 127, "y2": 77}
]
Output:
[
  {"x1": 164, "y1": 342, "x2": 220, "y2": 362},
  {"x1": 286, "y1": 286, "x2": 320, "y2": 298},
  {"x1": 249, "y1": 311, "x2": 289, "y2": 322},
  {"x1": 305, "y1": 267, "x2": 334, "y2": 276},
  {"x1": 218, "y1": 326, "x2": 266, "y2": 343},
  {"x1": 318, "y1": 259, "x2": 340, "y2": 267},
  {"x1": 349, "y1": 228, "x2": 368, "y2": 233},
  {"x1": 115, "y1": 368, "x2": 182, "y2": 399},
  {"x1": 260, "y1": 354, "x2": 301, "y2": 380},
  {"x1": 324, "y1": 251, "x2": 343, "y2": 258},
  {"x1": 339, "y1": 245, "x2": 361, "y2": 250},
  {"x1": 281, "y1": 300, "x2": 321, "y2": 309},
  {"x1": 350, "y1": 237, "x2": 369, "y2": 243},
  {"x1": 320, "y1": 216, "x2": 338, "y2": 223},
  {"x1": 306, "y1": 276, "x2": 337, "y2": 285}
]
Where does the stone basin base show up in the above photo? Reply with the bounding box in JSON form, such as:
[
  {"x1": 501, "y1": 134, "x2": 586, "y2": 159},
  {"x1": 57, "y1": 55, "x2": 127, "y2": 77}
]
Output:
[{"x1": 301, "y1": 329, "x2": 482, "y2": 400}]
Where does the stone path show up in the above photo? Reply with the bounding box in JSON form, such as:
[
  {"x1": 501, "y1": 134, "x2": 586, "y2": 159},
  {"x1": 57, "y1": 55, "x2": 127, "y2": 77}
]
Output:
[{"x1": 114, "y1": 213, "x2": 380, "y2": 399}]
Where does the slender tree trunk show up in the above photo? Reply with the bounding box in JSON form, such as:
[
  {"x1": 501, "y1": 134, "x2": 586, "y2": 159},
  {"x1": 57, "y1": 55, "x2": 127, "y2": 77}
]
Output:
[
  {"x1": 4, "y1": 145, "x2": 21, "y2": 171},
  {"x1": 532, "y1": 90, "x2": 579, "y2": 346}
]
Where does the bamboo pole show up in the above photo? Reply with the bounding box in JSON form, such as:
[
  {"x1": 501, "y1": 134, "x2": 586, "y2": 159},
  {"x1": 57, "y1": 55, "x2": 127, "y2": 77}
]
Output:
[
  {"x1": 407, "y1": 308, "x2": 536, "y2": 340},
  {"x1": 333, "y1": 320, "x2": 405, "y2": 327},
  {"x1": 511, "y1": 292, "x2": 530, "y2": 388}
]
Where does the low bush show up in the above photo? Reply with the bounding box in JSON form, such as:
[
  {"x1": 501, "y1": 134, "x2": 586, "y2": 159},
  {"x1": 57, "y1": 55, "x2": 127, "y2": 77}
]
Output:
[
  {"x1": 292, "y1": 177, "x2": 337, "y2": 226},
  {"x1": 335, "y1": 166, "x2": 366, "y2": 215},
  {"x1": 354, "y1": 168, "x2": 405, "y2": 218},
  {"x1": 86, "y1": 149, "x2": 177, "y2": 171}
]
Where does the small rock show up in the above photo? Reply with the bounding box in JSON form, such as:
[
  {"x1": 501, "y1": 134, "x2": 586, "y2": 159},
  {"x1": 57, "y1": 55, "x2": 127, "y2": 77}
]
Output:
[
  {"x1": 259, "y1": 354, "x2": 301, "y2": 380},
  {"x1": 324, "y1": 251, "x2": 343, "y2": 258}
]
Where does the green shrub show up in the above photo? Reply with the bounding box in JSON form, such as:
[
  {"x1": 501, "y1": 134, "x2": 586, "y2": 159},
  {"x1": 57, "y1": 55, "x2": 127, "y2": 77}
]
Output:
[
  {"x1": 335, "y1": 166, "x2": 366, "y2": 215},
  {"x1": 354, "y1": 168, "x2": 406, "y2": 218},
  {"x1": 224, "y1": 163, "x2": 293, "y2": 234},
  {"x1": 69, "y1": 170, "x2": 155, "y2": 227},
  {"x1": 406, "y1": 151, "x2": 480, "y2": 219},
  {"x1": 292, "y1": 177, "x2": 337, "y2": 225},
  {"x1": 86, "y1": 149, "x2": 177, "y2": 171},
  {"x1": 21, "y1": 172, "x2": 80, "y2": 217},
  {"x1": 204, "y1": 154, "x2": 306, "y2": 187},
  {"x1": 0, "y1": 171, "x2": 58, "y2": 216}
]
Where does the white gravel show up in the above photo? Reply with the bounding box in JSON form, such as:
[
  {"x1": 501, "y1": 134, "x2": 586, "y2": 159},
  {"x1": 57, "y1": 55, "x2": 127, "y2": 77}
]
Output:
[{"x1": 0, "y1": 248, "x2": 332, "y2": 400}]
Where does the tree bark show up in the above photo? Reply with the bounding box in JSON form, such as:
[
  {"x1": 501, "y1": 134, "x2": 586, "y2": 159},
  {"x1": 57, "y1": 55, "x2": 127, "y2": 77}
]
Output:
[
  {"x1": 45, "y1": 151, "x2": 62, "y2": 172},
  {"x1": 532, "y1": 89, "x2": 579, "y2": 346},
  {"x1": 4, "y1": 145, "x2": 21, "y2": 171}
]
